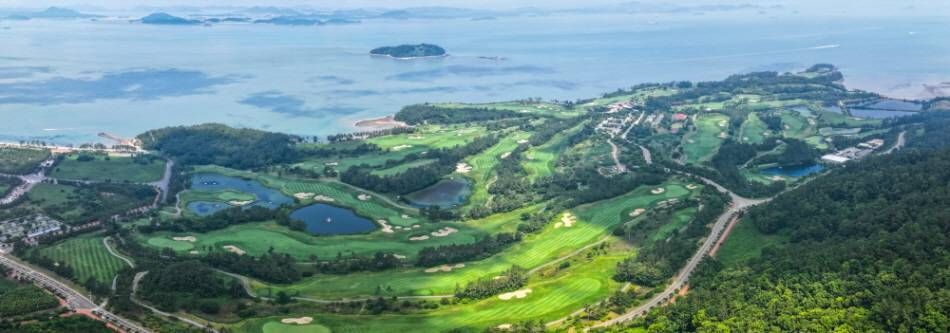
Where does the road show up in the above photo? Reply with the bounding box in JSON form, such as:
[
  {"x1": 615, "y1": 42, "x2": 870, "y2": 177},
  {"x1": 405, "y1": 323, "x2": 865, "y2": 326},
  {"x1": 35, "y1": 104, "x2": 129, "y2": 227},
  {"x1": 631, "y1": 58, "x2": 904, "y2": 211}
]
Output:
[
  {"x1": 148, "y1": 159, "x2": 174, "y2": 203},
  {"x1": 883, "y1": 131, "x2": 906, "y2": 155},
  {"x1": 0, "y1": 254, "x2": 152, "y2": 333},
  {"x1": 607, "y1": 139, "x2": 626, "y2": 173},
  {"x1": 0, "y1": 158, "x2": 52, "y2": 205},
  {"x1": 103, "y1": 237, "x2": 135, "y2": 268},
  {"x1": 325, "y1": 178, "x2": 419, "y2": 213},
  {"x1": 590, "y1": 176, "x2": 768, "y2": 328}
]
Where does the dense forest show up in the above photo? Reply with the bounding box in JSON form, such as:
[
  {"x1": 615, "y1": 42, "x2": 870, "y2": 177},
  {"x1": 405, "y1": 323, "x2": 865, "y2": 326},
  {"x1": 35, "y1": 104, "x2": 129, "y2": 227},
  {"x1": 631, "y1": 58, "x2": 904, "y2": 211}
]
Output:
[
  {"x1": 625, "y1": 148, "x2": 950, "y2": 332},
  {"x1": 138, "y1": 260, "x2": 246, "y2": 313},
  {"x1": 137, "y1": 123, "x2": 300, "y2": 169},
  {"x1": 394, "y1": 104, "x2": 526, "y2": 125}
]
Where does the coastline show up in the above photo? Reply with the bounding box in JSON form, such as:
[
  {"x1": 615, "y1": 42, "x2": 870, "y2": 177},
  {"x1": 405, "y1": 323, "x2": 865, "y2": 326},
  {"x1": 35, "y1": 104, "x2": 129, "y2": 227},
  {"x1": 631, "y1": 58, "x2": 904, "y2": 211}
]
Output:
[
  {"x1": 369, "y1": 53, "x2": 449, "y2": 60},
  {"x1": 353, "y1": 115, "x2": 409, "y2": 129}
]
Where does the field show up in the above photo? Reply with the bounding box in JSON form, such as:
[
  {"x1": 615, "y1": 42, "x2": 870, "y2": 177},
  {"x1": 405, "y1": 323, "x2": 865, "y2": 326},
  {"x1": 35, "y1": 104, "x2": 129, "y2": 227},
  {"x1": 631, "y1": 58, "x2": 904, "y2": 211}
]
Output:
[
  {"x1": 367, "y1": 125, "x2": 487, "y2": 150},
  {"x1": 648, "y1": 207, "x2": 698, "y2": 242},
  {"x1": 143, "y1": 203, "x2": 537, "y2": 261},
  {"x1": 26, "y1": 182, "x2": 154, "y2": 222},
  {"x1": 0, "y1": 147, "x2": 49, "y2": 174},
  {"x1": 371, "y1": 159, "x2": 437, "y2": 176},
  {"x1": 251, "y1": 182, "x2": 695, "y2": 299},
  {"x1": 522, "y1": 122, "x2": 586, "y2": 181},
  {"x1": 0, "y1": 279, "x2": 60, "y2": 317},
  {"x1": 463, "y1": 131, "x2": 530, "y2": 210},
  {"x1": 715, "y1": 218, "x2": 788, "y2": 266},
  {"x1": 35, "y1": 233, "x2": 128, "y2": 284},
  {"x1": 433, "y1": 101, "x2": 584, "y2": 118},
  {"x1": 682, "y1": 113, "x2": 729, "y2": 164},
  {"x1": 235, "y1": 250, "x2": 625, "y2": 333},
  {"x1": 738, "y1": 113, "x2": 769, "y2": 144},
  {"x1": 816, "y1": 110, "x2": 881, "y2": 127},
  {"x1": 51, "y1": 154, "x2": 165, "y2": 183}
]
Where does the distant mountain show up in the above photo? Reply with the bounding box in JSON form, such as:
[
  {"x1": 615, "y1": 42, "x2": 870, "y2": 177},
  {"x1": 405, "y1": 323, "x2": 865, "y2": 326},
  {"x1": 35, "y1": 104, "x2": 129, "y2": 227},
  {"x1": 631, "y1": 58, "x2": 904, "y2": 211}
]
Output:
[
  {"x1": 370, "y1": 44, "x2": 447, "y2": 59},
  {"x1": 378, "y1": 7, "x2": 499, "y2": 19},
  {"x1": 239, "y1": 6, "x2": 304, "y2": 17},
  {"x1": 2, "y1": 15, "x2": 30, "y2": 21},
  {"x1": 140, "y1": 12, "x2": 201, "y2": 25},
  {"x1": 253, "y1": 15, "x2": 359, "y2": 26},
  {"x1": 29, "y1": 7, "x2": 101, "y2": 19}
]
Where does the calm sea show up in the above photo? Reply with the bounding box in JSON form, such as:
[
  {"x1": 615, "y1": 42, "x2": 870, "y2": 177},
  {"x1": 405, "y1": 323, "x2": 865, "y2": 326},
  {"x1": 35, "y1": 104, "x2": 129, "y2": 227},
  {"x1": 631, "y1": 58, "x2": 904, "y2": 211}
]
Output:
[{"x1": 0, "y1": 14, "x2": 947, "y2": 144}]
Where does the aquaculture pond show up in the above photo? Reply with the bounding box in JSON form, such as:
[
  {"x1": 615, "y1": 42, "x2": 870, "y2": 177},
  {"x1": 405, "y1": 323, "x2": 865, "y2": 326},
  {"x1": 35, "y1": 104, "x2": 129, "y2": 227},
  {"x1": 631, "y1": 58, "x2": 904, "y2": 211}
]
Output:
[
  {"x1": 851, "y1": 109, "x2": 918, "y2": 119},
  {"x1": 186, "y1": 201, "x2": 232, "y2": 217},
  {"x1": 761, "y1": 163, "x2": 824, "y2": 178},
  {"x1": 290, "y1": 203, "x2": 378, "y2": 235},
  {"x1": 404, "y1": 178, "x2": 471, "y2": 208},
  {"x1": 186, "y1": 173, "x2": 293, "y2": 215}
]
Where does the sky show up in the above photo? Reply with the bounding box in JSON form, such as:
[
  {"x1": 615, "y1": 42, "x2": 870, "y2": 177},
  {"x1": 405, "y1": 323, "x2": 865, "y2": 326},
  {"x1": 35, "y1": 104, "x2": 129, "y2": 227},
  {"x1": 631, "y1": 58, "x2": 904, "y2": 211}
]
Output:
[{"x1": 0, "y1": 0, "x2": 948, "y2": 16}]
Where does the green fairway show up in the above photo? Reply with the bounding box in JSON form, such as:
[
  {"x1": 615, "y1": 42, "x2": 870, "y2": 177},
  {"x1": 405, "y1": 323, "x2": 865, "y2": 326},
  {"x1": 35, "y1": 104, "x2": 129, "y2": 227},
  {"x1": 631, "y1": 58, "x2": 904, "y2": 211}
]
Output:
[
  {"x1": 252, "y1": 182, "x2": 695, "y2": 299},
  {"x1": 716, "y1": 218, "x2": 788, "y2": 266},
  {"x1": 236, "y1": 250, "x2": 625, "y2": 333},
  {"x1": 260, "y1": 322, "x2": 331, "y2": 333},
  {"x1": 36, "y1": 234, "x2": 127, "y2": 284},
  {"x1": 0, "y1": 147, "x2": 49, "y2": 174},
  {"x1": 462, "y1": 131, "x2": 530, "y2": 210},
  {"x1": 778, "y1": 110, "x2": 814, "y2": 139},
  {"x1": 193, "y1": 165, "x2": 422, "y2": 226},
  {"x1": 682, "y1": 113, "x2": 729, "y2": 164},
  {"x1": 649, "y1": 207, "x2": 698, "y2": 242},
  {"x1": 433, "y1": 101, "x2": 583, "y2": 118},
  {"x1": 52, "y1": 154, "x2": 165, "y2": 183},
  {"x1": 739, "y1": 113, "x2": 770, "y2": 144},
  {"x1": 816, "y1": 110, "x2": 881, "y2": 127},
  {"x1": 522, "y1": 122, "x2": 586, "y2": 181},
  {"x1": 370, "y1": 159, "x2": 437, "y2": 176},
  {"x1": 367, "y1": 125, "x2": 487, "y2": 150}
]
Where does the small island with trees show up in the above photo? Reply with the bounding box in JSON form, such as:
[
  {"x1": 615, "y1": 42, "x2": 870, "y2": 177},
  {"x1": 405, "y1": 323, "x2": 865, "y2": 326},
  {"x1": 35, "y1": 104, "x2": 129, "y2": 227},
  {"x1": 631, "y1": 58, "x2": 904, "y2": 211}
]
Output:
[{"x1": 370, "y1": 43, "x2": 447, "y2": 59}]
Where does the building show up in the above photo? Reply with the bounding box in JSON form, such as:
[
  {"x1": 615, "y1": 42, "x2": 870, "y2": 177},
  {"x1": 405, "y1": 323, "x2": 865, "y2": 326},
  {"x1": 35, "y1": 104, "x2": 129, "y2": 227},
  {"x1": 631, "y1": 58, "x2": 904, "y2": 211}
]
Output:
[{"x1": 821, "y1": 154, "x2": 850, "y2": 164}]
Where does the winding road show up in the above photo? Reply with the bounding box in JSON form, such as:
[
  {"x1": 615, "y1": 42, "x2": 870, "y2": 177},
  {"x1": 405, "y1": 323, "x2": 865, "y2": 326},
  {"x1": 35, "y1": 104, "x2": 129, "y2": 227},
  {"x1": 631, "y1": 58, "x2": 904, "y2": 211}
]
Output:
[{"x1": 883, "y1": 131, "x2": 907, "y2": 155}]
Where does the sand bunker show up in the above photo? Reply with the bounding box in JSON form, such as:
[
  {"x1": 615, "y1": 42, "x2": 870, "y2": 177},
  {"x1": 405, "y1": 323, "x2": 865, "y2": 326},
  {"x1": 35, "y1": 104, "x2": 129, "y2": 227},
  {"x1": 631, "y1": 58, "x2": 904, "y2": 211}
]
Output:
[
  {"x1": 456, "y1": 162, "x2": 472, "y2": 174},
  {"x1": 281, "y1": 317, "x2": 313, "y2": 325},
  {"x1": 718, "y1": 120, "x2": 727, "y2": 127},
  {"x1": 718, "y1": 132, "x2": 728, "y2": 139},
  {"x1": 497, "y1": 324, "x2": 513, "y2": 330},
  {"x1": 431, "y1": 227, "x2": 458, "y2": 237},
  {"x1": 188, "y1": 250, "x2": 199, "y2": 255},
  {"x1": 393, "y1": 254, "x2": 407, "y2": 259},
  {"x1": 229, "y1": 200, "x2": 253, "y2": 206},
  {"x1": 770, "y1": 175, "x2": 785, "y2": 181},
  {"x1": 498, "y1": 289, "x2": 532, "y2": 300},
  {"x1": 401, "y1": 214, "x2": 410, "y2": 219},
  {"x1": 357, "y1": 194, "x2": 372, "y2": 201},
  {"x1": 686, "y1": 184, "x2": 699, "y2": 190},
  {"x1": 324, "y1": 162, "x2": 339, "y2": 166},
  {"x1": 410, "y1": 235, "x2": 430, "y2": 241},
  {"x1": 629, "y1": 208, "x2": 646, "y2": 217},
  {"x1": 392, "y1": 144, "x2": 413, "y2": 151},
  {"x1": 377, "y1": 220, "x2": 394, "y2": 233},
  {"x1": 294, "y1": 192, "x2": 315, "y2": 199},
  {"x1": 223, "y1": 245, "x2": 246, "y2": 255},
  {"x1": 555, "y1": 213, "x2": 577, "y2": 228},
  {"x1": 412, "y1": 224, "x2": 421, "y2": 229},
  {"x1": 517, "y1": 139, "x2": 529, "y2": 144},
  {"x1": 651, "y1": 187, "x2": 666, "y2": 194},
  {"x1": 500, "y1": 152, "x2": 512, "y2": 159},
  {"x1": 424, "y1": 263, "x2": 466, "y2": 273},
  {"x1": 409, "y1": 135, "x2": 424, "y2": 140},
  {"x1": 172, "y1": 236, "x2": 196, "y2": 242},
  {"x1": 312, "y1": 195, "x2": 335, "y2": 202}
]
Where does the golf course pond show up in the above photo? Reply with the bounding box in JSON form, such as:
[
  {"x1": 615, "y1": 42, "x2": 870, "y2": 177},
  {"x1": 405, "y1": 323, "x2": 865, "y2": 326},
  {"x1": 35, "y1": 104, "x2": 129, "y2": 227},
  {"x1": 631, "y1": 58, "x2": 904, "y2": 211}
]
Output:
[
  {"x1": 403, "y1": 178, "x2": 471, "y2": 208},
  {"x1": 186, "y1": 173, "x2": 293, "y2": 216},
  {"x1": 289, "y1": 203, "x2": 378, "y2": 235},
  {"x1": 761, "y1": 163, "x2": 824, "y2": 178}
]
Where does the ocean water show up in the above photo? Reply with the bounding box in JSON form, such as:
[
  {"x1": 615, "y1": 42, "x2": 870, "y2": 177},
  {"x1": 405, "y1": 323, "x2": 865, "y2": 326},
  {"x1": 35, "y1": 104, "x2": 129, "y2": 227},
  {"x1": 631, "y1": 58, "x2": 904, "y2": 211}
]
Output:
[{"x1": 1, "y1": 14, "x2": 948, "y2": 144}]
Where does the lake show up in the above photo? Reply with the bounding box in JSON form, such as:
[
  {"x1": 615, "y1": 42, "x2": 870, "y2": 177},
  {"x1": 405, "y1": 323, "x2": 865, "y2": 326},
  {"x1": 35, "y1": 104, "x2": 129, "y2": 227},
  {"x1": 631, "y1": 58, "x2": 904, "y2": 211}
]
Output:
[
  {"x1": 761, "y1": 164, "x2": 824, "y2": 178},
  {"x1": 188, "y1": 173, "x2": 293, "y2": 215},
  {"x1": 0, "y1": 15, "x2": 948, "y2": 144},
  {"x1": 290, "y1": 203, "x2": 377, "y2": 235},
  {"x1": 404, "y1": 178, "x2": 471, "y2": 208},
  {"x1": 186, "y1": 201, "x2": 231, "y2": 217}
]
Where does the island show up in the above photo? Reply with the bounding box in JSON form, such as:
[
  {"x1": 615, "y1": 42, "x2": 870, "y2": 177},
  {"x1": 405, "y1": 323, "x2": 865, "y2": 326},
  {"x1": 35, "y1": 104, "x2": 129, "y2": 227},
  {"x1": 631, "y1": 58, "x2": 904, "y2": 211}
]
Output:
[
  {"x1": 370, "y1": 43, "x2": 447, "y2": 59},
  {"x1": 139, "y1": 12, "x2": 201, "y2": 25}
]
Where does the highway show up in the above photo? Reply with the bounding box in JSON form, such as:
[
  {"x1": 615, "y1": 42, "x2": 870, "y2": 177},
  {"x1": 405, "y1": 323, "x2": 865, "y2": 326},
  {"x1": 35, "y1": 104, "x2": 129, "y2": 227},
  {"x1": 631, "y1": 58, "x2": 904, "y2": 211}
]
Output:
[
  {"x1": 591, "y1": 175, "x2": 768, "y2": 328},
  {"x1": 0, "y1": 254, "x2": 152, "y2": 333}
]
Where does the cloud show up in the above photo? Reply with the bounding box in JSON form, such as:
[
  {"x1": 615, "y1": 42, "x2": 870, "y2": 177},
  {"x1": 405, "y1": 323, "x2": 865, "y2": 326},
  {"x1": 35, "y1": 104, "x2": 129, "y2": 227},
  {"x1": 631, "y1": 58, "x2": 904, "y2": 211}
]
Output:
[
  {"x1": 239, "y1": 90, "x2": 362, "y2": 117},
  {"x1": 0, "y1": 66, "x2": 52, "y2": 79},
  {"x1": 387, "y1": 65, "x2": 556, "y2": 81},
  {"x1": 0, "y1": 68, "x2": 237, "y2": 105}
]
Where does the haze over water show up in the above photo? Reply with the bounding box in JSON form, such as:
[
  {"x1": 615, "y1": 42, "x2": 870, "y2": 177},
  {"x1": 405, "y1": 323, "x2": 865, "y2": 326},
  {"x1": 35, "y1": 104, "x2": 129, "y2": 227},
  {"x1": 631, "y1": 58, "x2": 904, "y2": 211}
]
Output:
[{"x1": 1, "y1": 13, "x2": 948, "y2": 144}]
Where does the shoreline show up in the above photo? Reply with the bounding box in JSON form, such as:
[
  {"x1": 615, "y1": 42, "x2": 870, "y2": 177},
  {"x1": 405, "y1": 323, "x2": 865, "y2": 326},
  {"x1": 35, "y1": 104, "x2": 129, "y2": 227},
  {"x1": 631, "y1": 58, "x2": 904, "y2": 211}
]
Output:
[
  {"x1": 353, "y1": 115, "x2": 409, "y2": 129},
  {"x1": 369, "y1": 53, "x2": 449, "y2": 60}
]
